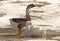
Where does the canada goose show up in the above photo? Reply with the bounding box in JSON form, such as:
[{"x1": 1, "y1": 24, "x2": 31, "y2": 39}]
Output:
[
  {"x1": 10, "y1": 3, "x2": 47, "y2": 37},
  {"x1": 10, "y1": 4, "x2": 35, "y2": 36}
]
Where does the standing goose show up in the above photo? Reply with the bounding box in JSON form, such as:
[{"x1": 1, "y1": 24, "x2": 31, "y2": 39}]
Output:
[
  {"x1": 10, "y1": 2, "x2": 50, "y2": 37},
  {"x1": 10, "y1": 4, "x2": 35, "y2": 36}
]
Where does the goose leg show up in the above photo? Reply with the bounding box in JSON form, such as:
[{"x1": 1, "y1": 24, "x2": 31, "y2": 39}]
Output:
[{"x1": 19, "y1": 28, "x2": 22, "y2": 37}]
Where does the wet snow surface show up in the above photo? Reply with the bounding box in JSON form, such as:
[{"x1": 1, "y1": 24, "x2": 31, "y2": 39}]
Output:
[{"x1": 0, "y1": 1, "x2": 60, "y2": 41}]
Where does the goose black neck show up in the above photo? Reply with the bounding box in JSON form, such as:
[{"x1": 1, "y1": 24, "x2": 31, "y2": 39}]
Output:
[{"x1": 26, "y1": 4, "x2": 35, "y2": 21}]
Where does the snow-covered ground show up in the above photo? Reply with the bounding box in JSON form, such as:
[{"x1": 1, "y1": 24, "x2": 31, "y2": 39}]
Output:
[{"x1": 0, "y1": 0, "x2": 60, "y2": 39}]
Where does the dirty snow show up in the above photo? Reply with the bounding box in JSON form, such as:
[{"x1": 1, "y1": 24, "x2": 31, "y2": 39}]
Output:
[{"x1": 0, "y1": 0, "x2": 60, "y2": 37}]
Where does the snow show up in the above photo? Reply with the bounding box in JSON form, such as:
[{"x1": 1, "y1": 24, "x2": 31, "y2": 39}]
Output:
[{"x1": 0, "y1": 0, "x2": 60, "y2": 37}]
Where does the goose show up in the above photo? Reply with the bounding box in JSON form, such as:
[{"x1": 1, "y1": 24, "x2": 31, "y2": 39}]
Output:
[
  {"x1": 10, "y1": 4, "x2": 35, "y2": 36},
  {"x1": 10, "y1": 2, "x2": 50, "y2": 37}
]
